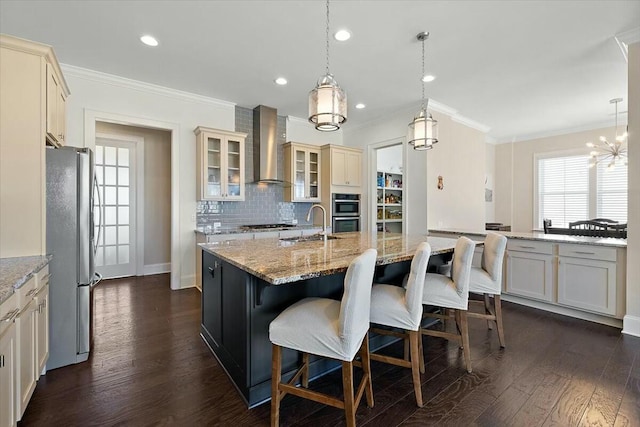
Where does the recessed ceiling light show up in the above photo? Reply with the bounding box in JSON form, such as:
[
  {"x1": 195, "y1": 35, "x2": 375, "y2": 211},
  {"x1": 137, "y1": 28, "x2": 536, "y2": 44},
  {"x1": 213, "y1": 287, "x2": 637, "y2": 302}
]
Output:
[
  {"x1": 422, "y1": 74, "x2": 436, "y2": 82},
  {"x1": 355, "y1": 103, "x2": 366, "y2": 109},
  {"x1": 140, "y1": 35, "x2": 159, "y2": 47},
  {"x1": 274, "y1": 77, "x2": 288, "y2": 85},
  {"x1": 334, "y1": 30, "x2": 351, "y2": 41}
]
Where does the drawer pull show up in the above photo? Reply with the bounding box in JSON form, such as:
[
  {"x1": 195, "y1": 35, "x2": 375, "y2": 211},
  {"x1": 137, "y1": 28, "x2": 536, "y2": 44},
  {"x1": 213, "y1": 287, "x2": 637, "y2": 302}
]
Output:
[
  {"x1": 26, "y1": 288, "x2": 37, "y2": 297},
  {"x1": 573, "y1": 251, "x2": 596, "y2": 255},
  {"x1": 518, "y1": 245, "x2": 536, "y2": 249},
  {"x1": 208, "y1": 267, "x2": 215, "y2": 278},
  {"x1": 1, "y1": 308, "x2": 20, "y2": 323}
]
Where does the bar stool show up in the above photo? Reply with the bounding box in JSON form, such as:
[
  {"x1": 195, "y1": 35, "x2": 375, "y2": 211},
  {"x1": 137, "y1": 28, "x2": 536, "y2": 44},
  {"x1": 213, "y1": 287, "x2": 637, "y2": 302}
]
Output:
[
  {"x1": 269, "y1": 249, "x2": 377, "y2": 427},
  {"x1": 467, "y1": 232, "x2": 507, "y2": 347},
  {"x1": 369, "y1": 242, "x2": 431, "y2": 407},
  {"x1": 421, "y1": 237, "x2": 476, "y2": 373}
]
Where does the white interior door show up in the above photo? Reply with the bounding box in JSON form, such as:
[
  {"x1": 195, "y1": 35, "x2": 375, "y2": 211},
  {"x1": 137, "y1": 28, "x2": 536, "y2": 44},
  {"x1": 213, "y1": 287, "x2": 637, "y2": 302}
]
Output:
[{"x1": 94, "y1": 140, "x2": 137, "y2": 279}]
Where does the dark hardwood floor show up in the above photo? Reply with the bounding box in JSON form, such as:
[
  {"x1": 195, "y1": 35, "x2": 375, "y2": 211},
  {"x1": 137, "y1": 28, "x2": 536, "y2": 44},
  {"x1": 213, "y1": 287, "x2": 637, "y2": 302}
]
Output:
[{"x1": 20, "y1": 274, "x2": 640, "y2": 426}]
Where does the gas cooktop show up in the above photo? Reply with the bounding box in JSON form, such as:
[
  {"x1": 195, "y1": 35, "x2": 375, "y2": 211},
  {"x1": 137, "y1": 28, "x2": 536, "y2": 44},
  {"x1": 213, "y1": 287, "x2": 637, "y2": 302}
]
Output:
[{"x1": 239, "y1": 223, "x2": 294, "y2": 230}]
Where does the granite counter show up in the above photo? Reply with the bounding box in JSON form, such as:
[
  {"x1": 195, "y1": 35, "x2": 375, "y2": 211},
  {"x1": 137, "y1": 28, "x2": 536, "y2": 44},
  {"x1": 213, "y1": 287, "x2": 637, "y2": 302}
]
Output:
[
  {"x1": 0, "y1": 255, "x2": 52, "y2": 305},
  {"x1": 200, "y1": 232, "x2": 459, "y2": 285},
  {"x1": 429, "y1": 228, "x2": 626, "y2": 248}
]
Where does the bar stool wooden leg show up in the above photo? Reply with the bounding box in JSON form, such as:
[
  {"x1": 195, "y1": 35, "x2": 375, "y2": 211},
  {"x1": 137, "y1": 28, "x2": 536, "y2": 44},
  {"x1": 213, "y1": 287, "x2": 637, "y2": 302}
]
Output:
[
  {"x1": 418, "y1": 334, "x2": 425, "y2": 374},
  {"x1": 459, "y1": 311, "x2": 472, "y2": 373},
  {"x1": 409, "y1": 330, "x2": 423, "y2": 407},
  {"x1": 495, "y1": 295, "x2": 506, "y2": 348},
  {"x1": 342, "y1": 361, "x2": 356, "y2": 427},
  {"x1": 484, "y1": 294, "x2": 494, "y2": 330},
  {"x1": 360, "y1": 333, "x2": 374, "y2": 408},
  {"x1": 271, "y1": 344, "x2": 282, "y2": 427},
  {"x1": 403, "y1": 338, "x2": 410, "y2": 361},
  {"x1": 302, "y1": 353, "x2": 310, "y2": 388}
]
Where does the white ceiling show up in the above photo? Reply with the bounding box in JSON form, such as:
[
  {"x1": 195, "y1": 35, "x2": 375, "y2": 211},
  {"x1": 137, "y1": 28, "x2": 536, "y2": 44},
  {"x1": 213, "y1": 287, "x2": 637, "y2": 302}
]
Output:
[{"x1": 1, "y1": 0, "x2": 638, "y2": 142}]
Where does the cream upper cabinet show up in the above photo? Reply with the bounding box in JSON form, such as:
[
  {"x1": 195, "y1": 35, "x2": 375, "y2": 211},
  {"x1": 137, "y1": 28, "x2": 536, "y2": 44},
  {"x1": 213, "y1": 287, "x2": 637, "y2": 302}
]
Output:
[
  {"x1": 0, "y1": 35, "x2": 70, "y2": 258},
  {"x1": 45, "y1": 63, "x2": 67, "y2": 146},
  {"x1": 284, "y1": 142, "x2": 321, "y2": 202},
  {"x1": 195, "y1": 126, "x2": 247, "y2": 201},
  {"x1": 326, "y1": 146, "x2": 361, "y2": 187}
]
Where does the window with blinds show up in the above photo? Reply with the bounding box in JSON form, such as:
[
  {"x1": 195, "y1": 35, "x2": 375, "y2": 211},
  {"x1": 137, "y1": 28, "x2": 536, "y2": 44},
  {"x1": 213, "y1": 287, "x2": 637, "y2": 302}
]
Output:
[
  {"x1": 536, "y1": 153, "x2": 628, "y2": 229},
  {"x1": 597, "y1": 163, "x2": 628, "y2": 223},
  {"x1": 538, "y1": 155, "x2": 590, "y2": 228}
]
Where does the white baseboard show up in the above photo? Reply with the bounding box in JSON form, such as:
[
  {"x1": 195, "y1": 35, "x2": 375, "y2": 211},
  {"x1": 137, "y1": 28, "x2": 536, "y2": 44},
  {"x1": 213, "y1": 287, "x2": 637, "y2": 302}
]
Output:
[
  {"x1": 143, "y1": 263, "x2": 171, "y2": 276},
  {"x1": 622, "y1": 315, "x2": 640, "y2": 337},
  {"x1": 501, "y1": 294, "x2": 623, "y2": 329}
]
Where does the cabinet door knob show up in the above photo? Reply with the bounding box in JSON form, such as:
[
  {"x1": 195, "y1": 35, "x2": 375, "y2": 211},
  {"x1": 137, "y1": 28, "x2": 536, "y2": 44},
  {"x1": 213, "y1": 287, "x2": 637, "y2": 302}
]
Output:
[{"x1": 208, "y1": 266, "x2": 215, "y2": 278}]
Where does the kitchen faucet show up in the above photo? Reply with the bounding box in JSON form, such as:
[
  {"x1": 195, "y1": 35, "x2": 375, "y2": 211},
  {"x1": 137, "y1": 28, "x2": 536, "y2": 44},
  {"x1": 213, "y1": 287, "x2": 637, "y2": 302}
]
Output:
[{"x1": 306, "y1": 204, "x2": 327, "y2": 239}]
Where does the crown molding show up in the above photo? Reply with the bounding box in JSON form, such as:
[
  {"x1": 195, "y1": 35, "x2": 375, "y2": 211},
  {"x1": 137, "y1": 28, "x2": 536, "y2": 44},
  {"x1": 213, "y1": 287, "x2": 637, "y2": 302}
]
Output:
[
  {"x1": 614, "y1": 27, "x2": 640, "y2": 62},
  {"x1": 60, "y1": 64, "x2": 236, "y2": 109},
  {"x1": 452, "y1": 115, "x2": 492, "y2": 134},
  {"x1": 494, "y1": 117, "x2": 625, "y2": 144}
]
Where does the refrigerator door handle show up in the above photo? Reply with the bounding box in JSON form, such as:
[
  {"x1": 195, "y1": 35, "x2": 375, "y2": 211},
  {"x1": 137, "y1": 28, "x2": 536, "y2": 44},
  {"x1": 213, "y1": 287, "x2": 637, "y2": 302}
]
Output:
[
  {"x1": 91, "y1": 272, "x2": 103, "y2": 289},
  {"x1": 93, "y1": 175, "x2": 102, "y2": 255}
]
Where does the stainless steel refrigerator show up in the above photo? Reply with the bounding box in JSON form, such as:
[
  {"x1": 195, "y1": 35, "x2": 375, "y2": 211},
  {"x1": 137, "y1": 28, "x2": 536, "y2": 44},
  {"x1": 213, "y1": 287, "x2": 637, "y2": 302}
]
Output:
[{"x1": 46, "y1": 146, "x2": 101, "y2": 370}]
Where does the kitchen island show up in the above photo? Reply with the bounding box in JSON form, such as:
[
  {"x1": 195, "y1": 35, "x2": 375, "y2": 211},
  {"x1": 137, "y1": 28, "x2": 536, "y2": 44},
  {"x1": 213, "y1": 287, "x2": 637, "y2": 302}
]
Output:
[{"x1": 199, "y1": 232, "x2": 459, "y2": 407}]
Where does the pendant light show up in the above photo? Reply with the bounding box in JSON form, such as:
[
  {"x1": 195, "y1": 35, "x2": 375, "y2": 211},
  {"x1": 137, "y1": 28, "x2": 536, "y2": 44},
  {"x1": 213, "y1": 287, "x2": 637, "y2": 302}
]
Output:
[
  {"x1": 586, "y1": 98, "x2": 628, "y2": 169},
  {"x1": 408, "y1": 32, "x2": 438, "y2": 150},
  {"x1": 308, "y1": 0, "x2": 347, "y2": 132}
]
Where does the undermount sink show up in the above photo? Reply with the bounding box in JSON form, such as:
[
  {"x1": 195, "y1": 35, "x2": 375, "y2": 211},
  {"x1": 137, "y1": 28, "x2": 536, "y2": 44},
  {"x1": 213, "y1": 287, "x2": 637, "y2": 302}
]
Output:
[{"x1": 279, "y1": 234, "x2": 339, "y2": 243}]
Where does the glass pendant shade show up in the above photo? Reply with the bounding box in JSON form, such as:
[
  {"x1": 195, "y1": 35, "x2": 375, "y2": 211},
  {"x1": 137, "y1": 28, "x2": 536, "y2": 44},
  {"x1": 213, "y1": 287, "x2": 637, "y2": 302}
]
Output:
[
  {"x1": 408, "y1": 109, "x2": 438, "y2": 150},
  {"x1": 309, "y1": 74, "x2": 347, "y2": 131}
]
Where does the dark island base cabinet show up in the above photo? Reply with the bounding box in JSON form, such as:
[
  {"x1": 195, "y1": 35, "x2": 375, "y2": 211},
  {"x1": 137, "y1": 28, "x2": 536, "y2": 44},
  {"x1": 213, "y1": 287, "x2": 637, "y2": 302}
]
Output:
[{"x1": 201, "y1": 250, "x2": 452, "y2": 408}]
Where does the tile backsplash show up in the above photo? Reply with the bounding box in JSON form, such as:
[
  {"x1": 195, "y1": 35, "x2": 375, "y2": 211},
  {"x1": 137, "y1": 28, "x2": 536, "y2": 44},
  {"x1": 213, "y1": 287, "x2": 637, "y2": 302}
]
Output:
[{"x1": 196, "y1": 106, "x2": 313, "y2": 228}]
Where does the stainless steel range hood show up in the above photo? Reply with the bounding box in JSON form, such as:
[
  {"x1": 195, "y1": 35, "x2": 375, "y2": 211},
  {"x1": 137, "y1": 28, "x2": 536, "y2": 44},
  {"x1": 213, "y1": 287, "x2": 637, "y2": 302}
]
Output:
[{"x1": 253, "y1": 105, "x2": 283, "y2": 184}]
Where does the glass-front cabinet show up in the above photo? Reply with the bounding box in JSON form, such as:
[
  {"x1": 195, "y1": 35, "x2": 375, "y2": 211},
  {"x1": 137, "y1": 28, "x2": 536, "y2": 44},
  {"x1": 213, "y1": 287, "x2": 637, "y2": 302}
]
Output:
[
  {"x1": 284, "y1": 142, "x2": 321, "y2": 202},
  {"x1": 195, "y1": 126, "x2": 247, "y2": 201}
]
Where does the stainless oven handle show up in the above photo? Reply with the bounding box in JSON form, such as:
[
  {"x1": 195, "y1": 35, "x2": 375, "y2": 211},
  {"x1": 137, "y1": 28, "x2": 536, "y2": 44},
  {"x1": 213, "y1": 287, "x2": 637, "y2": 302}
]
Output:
[
  {"x1": 333, "y1": 199, "x2": 360, "y2": 203},
  {"x1": 334, "y1": 217, "x2": 360, "y2": 221}
]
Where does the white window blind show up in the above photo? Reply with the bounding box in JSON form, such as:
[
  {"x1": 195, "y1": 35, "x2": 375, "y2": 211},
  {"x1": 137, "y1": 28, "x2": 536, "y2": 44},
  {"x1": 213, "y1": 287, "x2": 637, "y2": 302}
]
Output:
[
  {"x1": 538, "y1": 155, "x2": 589, "y2": 228},
  {"x1": 597, "y1": 162, "x2": 627, "y2": 223}
]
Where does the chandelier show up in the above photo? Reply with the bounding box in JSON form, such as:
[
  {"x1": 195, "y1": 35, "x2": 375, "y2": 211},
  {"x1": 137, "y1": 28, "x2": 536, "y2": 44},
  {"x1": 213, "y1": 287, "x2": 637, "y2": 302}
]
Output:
[
  {"x1": 308, "y1": 0, "x2": 347, "y2": 132},
  {"x1": 587, "y1": 98, "x2": 628, "y2": 169},
  {"x1": 408, "y1": 32, "x2": 438, "y2": 150}
]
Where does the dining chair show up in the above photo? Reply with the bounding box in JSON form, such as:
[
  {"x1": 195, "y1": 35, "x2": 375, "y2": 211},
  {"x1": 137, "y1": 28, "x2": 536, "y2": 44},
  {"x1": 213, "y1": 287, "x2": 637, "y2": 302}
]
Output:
[
  {"x1": 369, "y1": 242, "x2": 431, "y2": 407},
  {"x1": 467, "y1": 232, "x2": 508, "y2": 347},
  {"x1": 269, "y1": 249, "x2": 377, "y2": 427},
  {"x1": 421, "y1": 237, "x2": 476, "y2": 373}
]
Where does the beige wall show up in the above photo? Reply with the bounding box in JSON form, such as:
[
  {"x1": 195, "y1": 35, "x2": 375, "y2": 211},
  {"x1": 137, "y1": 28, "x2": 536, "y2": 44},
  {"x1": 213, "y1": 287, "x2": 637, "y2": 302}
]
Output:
[
  {"x1": 344, "y1": 107, "x2": 486, "y2": 234},
  {"x1": 485, "y1": 143, "x2": 496, "y2": 222},
  {"x1": 494, "y1": 125, "x2": 617, "y2": 232},
  {"x1": 95, "y1": 122, "x2": 171, "y2": 267}
]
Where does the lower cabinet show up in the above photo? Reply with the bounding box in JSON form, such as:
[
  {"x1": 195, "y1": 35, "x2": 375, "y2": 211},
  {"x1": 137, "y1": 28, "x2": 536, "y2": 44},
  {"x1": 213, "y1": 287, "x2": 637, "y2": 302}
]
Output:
[
  {"x1": 0, "y1": 263, "x2": 49, "y2": 427},
  {"x1": 15, "y1": 296, "x2": 37, "y2": 419},
  {"x1": 503, "y1": 238, "x2": 625, "y2": 320},
  {"x1": 0, "y1": 294, "x2": 18, "y2": 427},
  {"x1": 505, "y1": 240, "x2": 554, "y2": 302}
]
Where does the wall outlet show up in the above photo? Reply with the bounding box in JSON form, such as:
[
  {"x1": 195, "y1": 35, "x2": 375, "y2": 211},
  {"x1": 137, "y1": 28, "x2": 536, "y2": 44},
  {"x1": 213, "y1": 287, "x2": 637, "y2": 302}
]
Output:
[
  {"x1": 291, "y1": 219, "x2": 298, "y2": 225},
  {"x1": 214, "y1": 222, "x2": 222, "y2": 229}
]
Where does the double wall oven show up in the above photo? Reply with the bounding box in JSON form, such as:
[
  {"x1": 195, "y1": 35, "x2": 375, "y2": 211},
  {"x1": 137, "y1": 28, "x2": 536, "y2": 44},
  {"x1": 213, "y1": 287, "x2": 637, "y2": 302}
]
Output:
[{"x1": 332, "y1": 193, "x2": 360, "y2": 233}]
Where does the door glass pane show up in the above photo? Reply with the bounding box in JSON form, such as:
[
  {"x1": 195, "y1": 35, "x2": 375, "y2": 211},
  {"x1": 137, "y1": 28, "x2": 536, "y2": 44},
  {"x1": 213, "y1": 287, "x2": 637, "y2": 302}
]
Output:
[
  {"x1": 105, "y1": 207, "x2": 117, "y2": 225},
  {"x1": 118, "y1": 245, "x2": 129, "y2": 264},
  {"x1": 105, "y1": 246, "x2": 117, "y2": 265},
  {"x1": 118, "y1": 187, "x2": 129, "y2": 206},
  {"x1": 118, "y1": 207, "x2": 129, "y2": 224},
  {"x1": 104, "y1": 226, "x2": 117, "y2": 245},
  {"x1": 118, "y1": 167, "x2": 129, "y2": 186},
  {"x1": 104, "y1": 186, "x2": 116, "y2": 205},
  {"x1": 95, "y1": 166, "x2": 103, "y2": 185},
  {"x1": 96, "y1": 145, "x2": 104, "y2": 164},
  {"x1": 295, "y1": 150, "x2": 305, "y2": 198},
  {"x1": 104, "y1": 147, "x2": 117, "y2": 165},
  {"x1": 118, "y1": 148, "x2": 129, "y2": 166},
  {"x1": 104, "y1": 167, "x2": 116, "y2": 185},
  {"x1": 118, "y1": 226, "x2": 130, "y2": 244}
]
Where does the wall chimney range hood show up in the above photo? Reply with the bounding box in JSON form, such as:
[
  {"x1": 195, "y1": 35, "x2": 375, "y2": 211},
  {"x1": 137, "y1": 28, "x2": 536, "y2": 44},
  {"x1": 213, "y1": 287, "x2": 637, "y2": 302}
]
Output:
[{"x1": 253, "y1": 105, "x2": 283, "y2": 184}]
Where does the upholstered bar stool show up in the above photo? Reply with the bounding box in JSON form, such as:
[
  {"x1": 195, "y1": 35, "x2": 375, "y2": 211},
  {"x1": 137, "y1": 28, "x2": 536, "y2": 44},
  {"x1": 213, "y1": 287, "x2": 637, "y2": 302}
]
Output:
[
  {"x1": 369, "y1": 242, "x2": 431, "y2": 407},
  {"x1": 421, "y1": 237, "x2": 476, "y2": 373},
  {"x1": 269, "y1": 249, "x2": 377, "y2": 427},
  {"x1": 467, "y1": 232, "x2": 507, "y2": 347}
]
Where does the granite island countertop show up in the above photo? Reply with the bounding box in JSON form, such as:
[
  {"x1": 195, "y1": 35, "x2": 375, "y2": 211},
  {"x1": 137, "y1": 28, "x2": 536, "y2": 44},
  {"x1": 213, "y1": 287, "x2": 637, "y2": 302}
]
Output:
[
  {"x1": 0, "y1": 255, "x2": 52, "y2": 305},
  {"x1": 429, "y1": 228, "x2": 627, "y2": 248},
  {"x1": 200, "y1": 232, "x2": 460, "y2": 285}
]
